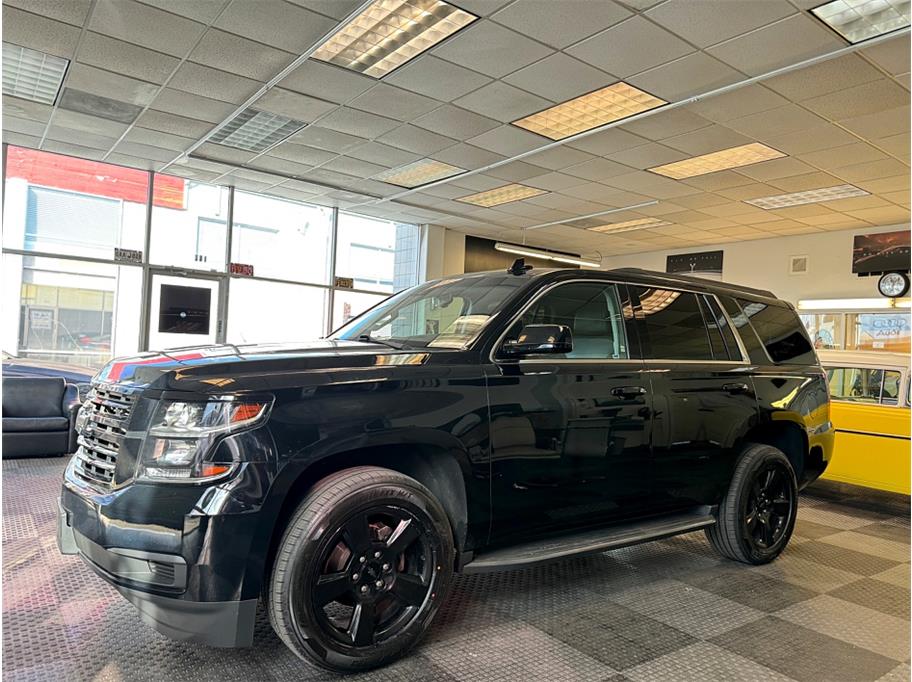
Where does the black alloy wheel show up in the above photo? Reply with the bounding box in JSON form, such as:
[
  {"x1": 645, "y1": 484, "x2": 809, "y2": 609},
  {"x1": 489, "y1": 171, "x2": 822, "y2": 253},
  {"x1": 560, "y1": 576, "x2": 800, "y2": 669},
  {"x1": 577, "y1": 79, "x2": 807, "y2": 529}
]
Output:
[
  {"x1": 307, "y1": 505, "x2": 435, "y2": 648},
  {"x1": 743, "y1": 462, "x2": 794, "y2": 552}
]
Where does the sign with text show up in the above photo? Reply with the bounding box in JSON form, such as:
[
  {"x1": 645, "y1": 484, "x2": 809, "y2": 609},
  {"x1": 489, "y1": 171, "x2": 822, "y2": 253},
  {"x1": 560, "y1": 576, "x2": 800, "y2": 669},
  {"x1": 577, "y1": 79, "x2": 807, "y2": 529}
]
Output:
[
  {"x1": 114, "y1": 248, "x2": 142, "y2": 264},
  {"x1": 229, "y1": 262, "x2": 255, "y2": 277},
  {"x1": 666, "y1": 250, "x2": 724, "y2": 276},
  {"x1": 334, "y1": 276, "x2": 354, "y2": 289}
]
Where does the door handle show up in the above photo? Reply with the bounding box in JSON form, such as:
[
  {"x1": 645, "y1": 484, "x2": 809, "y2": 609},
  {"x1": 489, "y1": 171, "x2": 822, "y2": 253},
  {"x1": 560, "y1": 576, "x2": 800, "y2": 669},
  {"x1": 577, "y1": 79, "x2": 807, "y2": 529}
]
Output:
[
  {"x1": 611, "y1": 385, "x2": 647, "y2": 399},
  {"x1": 722, "y1": 382, "x2": 750, "y2": 394}
]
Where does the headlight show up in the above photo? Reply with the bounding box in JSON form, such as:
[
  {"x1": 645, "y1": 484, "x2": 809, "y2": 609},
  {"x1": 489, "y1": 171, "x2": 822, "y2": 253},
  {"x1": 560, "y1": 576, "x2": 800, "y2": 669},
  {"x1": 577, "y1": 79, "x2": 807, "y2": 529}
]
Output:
[{"x1": 137, "y1": 397, "x2": 272, "y2": 482}]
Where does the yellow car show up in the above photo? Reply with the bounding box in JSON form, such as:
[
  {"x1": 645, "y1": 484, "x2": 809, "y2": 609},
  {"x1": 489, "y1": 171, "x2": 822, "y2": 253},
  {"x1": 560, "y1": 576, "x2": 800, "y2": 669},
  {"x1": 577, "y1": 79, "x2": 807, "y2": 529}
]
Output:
[{"x1": 817, "y1": 350, "x2": 910, "y2": 495}]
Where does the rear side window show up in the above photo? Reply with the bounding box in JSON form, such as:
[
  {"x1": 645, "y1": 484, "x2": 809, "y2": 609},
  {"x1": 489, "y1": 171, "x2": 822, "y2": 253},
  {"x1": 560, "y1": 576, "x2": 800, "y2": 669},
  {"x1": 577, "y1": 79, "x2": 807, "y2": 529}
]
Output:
[
  {"x1": 736, "y1": 299, "x2": 816, "y2": 365},
  {"x1": 705, "y1": 296, "x2": 742, "y2": 360},
  {"x1": 632, "y1": 287, "x2": 713, "y2": 360}
]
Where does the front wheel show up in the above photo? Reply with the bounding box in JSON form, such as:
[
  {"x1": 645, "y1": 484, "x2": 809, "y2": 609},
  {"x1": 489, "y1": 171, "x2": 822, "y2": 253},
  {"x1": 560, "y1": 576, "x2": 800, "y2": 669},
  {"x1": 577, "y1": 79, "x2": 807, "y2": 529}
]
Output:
[
  {"x1": 269, "y1": 466, "x2": 454, "y2": 673},
  {"x1": 706, "y1": 443, "x2": 798, "y2": 564}
]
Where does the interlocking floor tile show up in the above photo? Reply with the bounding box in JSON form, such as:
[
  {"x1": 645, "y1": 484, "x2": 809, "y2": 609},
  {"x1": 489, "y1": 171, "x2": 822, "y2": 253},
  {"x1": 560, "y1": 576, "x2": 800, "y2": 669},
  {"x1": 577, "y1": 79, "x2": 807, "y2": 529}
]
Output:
[
  {"x1": 712, "y1": 616, "x2": 900, "y2": 682},
  {"x1": 873, "y1": 563, "x2": 912, "y2": 589},
  {"x1": 880, "y1": 663, "x2": 912, "y2": 681},
  {"x1": 828, "y1": 578, "x2": 911, "y2": 620},
  {"x1": 624, "y1": 641, "x2": 794, "y2": 682},
  {"x1": 793, "y1": 518, "x2": 845, "y2": 540},
  {"x1": 854, "y1": 522, "x2": 912, "y2": 545},
  {"x1": 677, "y1": 562, "x2": 818, "y2": 612},
  {"x1": 787, "y1": 538, "x2": 900, "y2": 576},
  {"x1": 775, "y1": 595, "x2": 910, "y2": 661},
  {"x1": 819, "y1": 531, "x2": 912, "y2": 563},
  {"x1": 799, "y1": 506, "x2": 879, "y2": 530},
  {"x1": 748, "y1": 553, "x2": 860, "y2": 593}
]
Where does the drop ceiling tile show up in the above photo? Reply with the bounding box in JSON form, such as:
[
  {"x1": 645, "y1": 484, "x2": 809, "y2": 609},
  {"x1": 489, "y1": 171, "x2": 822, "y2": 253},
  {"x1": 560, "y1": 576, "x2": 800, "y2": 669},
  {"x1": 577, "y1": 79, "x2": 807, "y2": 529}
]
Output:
[
  {"x1": 214, "y1": 1, "x2": 336, "y2": 54},
  {"x1": 610, "y1": 143, "x2": 689, "y2": 170},
  {"x1": 45, "y1": 126, "x2": 116, "y2": 150},
  {"x1": 523, "y1": 172, "x2": 589, "y2": 191},
  {"x1": 449, "y1": 173, "x2": 520, "y2": 191},
  {"x1": 168, "y1": 63, "x2": 260, "y2": 105},
  {"x1": 466, "y1": 125, "x2": 546, "y2": 156},
  {"x1": 725, "y1": 104, "x2": 826, "y2": 140},
  {"x1": 279, "y1": 60, "x2": 375, "y2": 105},
  {"x1": 268, "y1": 142, "x2": 336, "y2": 166},
  {"x1": 3, "y1": 6, "x2": 81, "y2": 58},
  {"x1": 152, "y1": 89, "x2": 236, "y2": 124},
  {"x1": 763, "y1": 123, "x2": 859, "y2": 155},
  {"x1": 629, "y1": 52, "x2": 743, "y2": 102},
  {"x1": 195, "y1": 142, "x2": 258, "y2": 165},
  {"x1": 136, "y1": 109, "x2": 214, "y2": 138},
  {"x1": 853, "y1": 174, "x2": 911, "y2": 194},
  {"x1": 432, "y1": 20, "x2": 553, "y2": 79},
  {"x1": 98, "y1": 151, "x2": 152, "y2": 167},
  {"x1": 646, "y1": 0, "x2": 795, "y2": 48},
  {"x1": 685, "y1": 85, "x2": 788, "y2": 125},
  {"x1": 50, "y1": 108, "x2": 130, "y2": 137},
  {"x1": 486, "y1": 160, "x2": 551, "y2": 182},
  {"x1": 662, "y1": 124, "x2": 752, "y2": 155},
  {"x1": 707, "y1": 14, "x2": 843, "y2": 76},
  {"x1": 816, "y1": 194, "x2": 889, "y2": 211},
  {"x1": 3, "y1": 116, "x2": 47, "y2": 137},
  {"x1": 671, "y1": 192, "x2": 732, "y2": 210},
  {"x1": 6, "y1": 0, "x2": 92, "y2": 25},
  {"x1": 619, "y1": 109, "x2": 712, "y2": 141},
  {"x1": 716, "y1": 182, "x2": 784, "y2": 201},
  {"x1": 760, "y1": 204, "x2": 839, "y2": 220},
  {"x1": 377, "y1": 125, "x2": 458, "y2": 156},
  {"x1": 874, "y1": 132, "x2": 911, "y2": 162},
  {"x1": 112, "y1": 140, "x2": 177, "y2": 163},
  {"x1": 298, "y1": 167, "x2": 362, "y2": 189},
  {"x1": 252, "y1": 155, "x2": 321, "y2": 179},
  {"x1": 735, "y1": 157, "x2": 816, "y2": 181},
  {"x1": 798, "y1": 143, "x2": 889, "y2": 170},
  {"x1": 3, "y1": 96, "x2": 54, "y2": 123},
  {"x1": 77, "y1": 32, "x2": 180, "y2": 85},
  {"x1": 265, "y1": 185, "x2": 320, "y2": 202},
  {"x1": 454, "y1": 81, "x2": 552, "y2": 123},
  {"x1": 763, "y1": 54, "x2": 884, "y2": 102},
  {"x1": 883, "y1": 190, "x2": 911, "y2": 206},
  {"x1": 347, "y1": 141, "x2": 422, "y2": 167},
  {"x1": 58, "y1": 88, "x2": 143, "y2": 124},
  {"x1": 167, "y1": 165, "x2": 221, "y2": 182},
  {"x1": 567, "y1": 16, "x2": 693, "y2": 78},
  {"x1": 63, "y1": 63, "x2": 159, "y2": 107},
  {"x1": 430, "y1": 143, "x2": 506, "y2": 169},
  {"x1": 191, "y1": 30, "x2": 294, "y2": 81},
  {"x1": 565, "y1": 128, "x2": 648, "y2": 155},
  {"x1": 523, "y1": 146, "x2": 597, "y2": 171},
  {"x1": 384, "y1": 55, "x2": 492, "y2": 102},
  {"x1": 323, "y1": 156, "x2": 388, "y2": 179},
  {"x1": 860, "y1": 34, "x2": 911, "y2": 75},
  {"x1": 838, "y1": 105, "x2": 910, "y2": 140},
  {"x1": 288, "y1": 126, "x2": 366, "y2": 153},
  {"x1": 503, "y1": 53, "x2": 615, "y2": 103},
  {"x1": 138, "y1": 0, "x2": 225, "y2": 23},
  {"x1": 123, "y1": 126, "x2": 193, "y2": 151},
  {"x1": 412, "y1": 105, "x2": 500, "y2": 139},
  {"x1": 89, "y1": 0, "x2": 205, "y2": 57},
  {"x1": 563, "y1": 158, "x2": 635, "y2": 181},
  {"x1": 492, "y1": 0, "x2": 629, "y2": 49},
  {"x1": 679, "y1": 170, "x2": 754, "y2": 191},
  {"x1": 801, "y1": 80, "x2": 910, "y2": 122},
  {"x1": 846, "y1": 206, "x2": 911, "y2": 224},
  {"x1": 349, "y1": 84, "x2": 441, "y2": 122},
  {"x1": 606, "y1": 170, "x2": 702, "y2": 199},
  {"x1": 318, "y1": 107, "x2": 401, "y2": 138},
  {"x1": 767, "y1": 171, "x2": 845, "y2": 192},
  {"x1": 255, "y1": 88, "x2": 337, "y2": 122},
  {"x1": 835, "y1": 158, "x2": 910, "y2": 183}
]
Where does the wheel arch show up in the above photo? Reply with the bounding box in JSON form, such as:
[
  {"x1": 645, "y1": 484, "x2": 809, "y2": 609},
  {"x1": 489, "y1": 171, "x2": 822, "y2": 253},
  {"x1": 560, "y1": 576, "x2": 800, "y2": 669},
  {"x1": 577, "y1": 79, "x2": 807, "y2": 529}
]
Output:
[{"x1": 743, "y1": 418, "x2": 808, "y2": 482}]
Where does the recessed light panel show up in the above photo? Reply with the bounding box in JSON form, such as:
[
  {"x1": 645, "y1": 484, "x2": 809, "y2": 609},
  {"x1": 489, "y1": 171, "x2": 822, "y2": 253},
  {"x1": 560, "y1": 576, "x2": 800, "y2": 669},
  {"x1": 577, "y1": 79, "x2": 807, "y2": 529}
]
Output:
[
  {"x1": 312, "y1": 0, "x2": 478, "y2": 79},
  {"x1": 374, "y1": 159, "x2": 465, "y2": 187},
  {"x1": 812, "y1": 0, "x2": 910, "y2": 43},
  {"x1": 456, "y1": 183, "x2": 548, "y2": 207},
  {"x1": 649, "y1": 143, "x2": 786, "y2": 179},
  {"x1": 746, "y1": 184, "x2": 870, "y2": 209},
  {"x1": 588, "y1": 217, "x2": 672, "y2": 234},
  {"x1": 209, "y1": 108, "x2": 306, "y2": 152},
  {"x1": 513, "y1": 82, "x2": 667, "y2": 140},
  {"x1": 2, "y1": 43, "x2": 69, "y2": 105}
]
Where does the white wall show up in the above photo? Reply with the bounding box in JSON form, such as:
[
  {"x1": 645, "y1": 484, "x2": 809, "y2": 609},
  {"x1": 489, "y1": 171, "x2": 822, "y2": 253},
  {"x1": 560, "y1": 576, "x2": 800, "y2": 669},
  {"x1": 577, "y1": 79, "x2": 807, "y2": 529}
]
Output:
[
  {"x1": 422, "y1": 225, "x2": 466, "y2": 280},
  {"x1": 599, "y1": 224, "x2": 909, "y2": 305}
]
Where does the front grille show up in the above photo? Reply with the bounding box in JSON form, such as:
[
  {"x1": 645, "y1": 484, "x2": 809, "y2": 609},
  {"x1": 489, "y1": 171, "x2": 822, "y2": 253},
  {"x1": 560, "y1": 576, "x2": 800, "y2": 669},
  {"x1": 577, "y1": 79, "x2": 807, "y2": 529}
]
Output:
[{"x1": 74, "y1": 385, "x2": 137, "y2": 487}]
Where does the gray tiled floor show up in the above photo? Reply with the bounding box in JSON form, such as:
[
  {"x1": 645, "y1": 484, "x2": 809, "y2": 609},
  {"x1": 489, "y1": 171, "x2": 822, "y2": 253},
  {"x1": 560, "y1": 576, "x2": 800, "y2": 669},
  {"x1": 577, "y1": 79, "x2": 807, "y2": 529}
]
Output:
[{"x1": 3, "y1": 457, "x2": 909, "y2": 682}]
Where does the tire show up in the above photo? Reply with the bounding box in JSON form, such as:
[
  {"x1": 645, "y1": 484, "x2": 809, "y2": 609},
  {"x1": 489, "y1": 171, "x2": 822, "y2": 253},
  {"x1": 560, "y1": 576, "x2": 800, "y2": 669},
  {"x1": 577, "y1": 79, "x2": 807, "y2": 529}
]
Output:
[
  {"x1": 268, "y1": 466, "x2": 454, "y2": 673},
  {"x1": 706, "y1": 443, "x2": 798, "y2": 565}
]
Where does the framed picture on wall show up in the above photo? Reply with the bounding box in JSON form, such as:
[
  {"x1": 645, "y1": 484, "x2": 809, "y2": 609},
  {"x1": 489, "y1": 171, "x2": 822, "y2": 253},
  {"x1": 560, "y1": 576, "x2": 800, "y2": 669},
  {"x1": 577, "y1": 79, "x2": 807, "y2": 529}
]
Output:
[{"x1": 852, "y1": 231, "x2": 911, "y2": 276}]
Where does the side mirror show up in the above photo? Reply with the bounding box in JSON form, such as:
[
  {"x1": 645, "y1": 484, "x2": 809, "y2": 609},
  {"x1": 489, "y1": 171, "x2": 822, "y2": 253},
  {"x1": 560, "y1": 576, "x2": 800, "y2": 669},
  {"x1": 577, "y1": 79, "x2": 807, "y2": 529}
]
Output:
[{"x1": 502, "y1": 324, "x2": 573, "y2": 356}]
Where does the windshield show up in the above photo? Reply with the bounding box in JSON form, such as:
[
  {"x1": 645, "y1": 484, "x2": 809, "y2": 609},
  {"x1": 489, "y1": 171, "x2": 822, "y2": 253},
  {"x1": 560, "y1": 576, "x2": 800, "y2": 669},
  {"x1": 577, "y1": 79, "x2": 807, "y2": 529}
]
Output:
[{"x1": 330, "y1": 273, "x2": 529, "y2": 349}]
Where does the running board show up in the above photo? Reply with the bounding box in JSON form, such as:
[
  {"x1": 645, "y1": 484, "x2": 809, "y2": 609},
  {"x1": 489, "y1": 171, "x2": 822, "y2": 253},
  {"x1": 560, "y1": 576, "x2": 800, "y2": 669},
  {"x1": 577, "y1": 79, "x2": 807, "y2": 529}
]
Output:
[{"x1": 463, "y1": 507, "x2": 715, "y2": 574}]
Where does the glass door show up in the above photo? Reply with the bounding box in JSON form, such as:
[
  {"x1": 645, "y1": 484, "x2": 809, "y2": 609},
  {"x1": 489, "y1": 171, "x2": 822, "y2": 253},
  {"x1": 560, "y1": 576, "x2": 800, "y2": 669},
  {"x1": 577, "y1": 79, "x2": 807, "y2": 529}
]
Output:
[{"x1": 147, "y1": 271, "x2": 223, "y2": 350}]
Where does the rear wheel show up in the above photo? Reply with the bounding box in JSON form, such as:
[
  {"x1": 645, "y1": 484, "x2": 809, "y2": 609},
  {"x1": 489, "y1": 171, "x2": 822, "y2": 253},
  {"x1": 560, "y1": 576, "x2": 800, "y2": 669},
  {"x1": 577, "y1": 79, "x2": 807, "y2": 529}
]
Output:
[
  {"x1": 706, "y1": 443, "x2": 797, "y2": 564},
  {"x1": 269, "y1": 467, "x2": 454, "y2": 673}
]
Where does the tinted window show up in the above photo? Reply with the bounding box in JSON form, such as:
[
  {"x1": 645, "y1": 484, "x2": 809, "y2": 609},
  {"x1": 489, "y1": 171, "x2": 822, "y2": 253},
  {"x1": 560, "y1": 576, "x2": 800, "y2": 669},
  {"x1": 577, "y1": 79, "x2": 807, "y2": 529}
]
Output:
[
  {"x1": 706, "y1": 296, "x2": 741, "y2": 360},
  {"x1": 505, "y1": 282, "x2": 628, "y2": 359},
  {"x1": 634, "y1": 288, "x2": 713, "y2": 360},
  {"x1": 737, "y1": 299, "x2": 816, "y2": 364}
]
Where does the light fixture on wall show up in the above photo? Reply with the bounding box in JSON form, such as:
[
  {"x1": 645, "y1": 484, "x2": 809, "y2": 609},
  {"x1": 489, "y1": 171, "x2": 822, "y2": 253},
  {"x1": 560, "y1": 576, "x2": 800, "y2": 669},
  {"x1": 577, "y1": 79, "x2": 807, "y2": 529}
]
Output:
[{"x1": 494, "y1": 242, "x2": 601, "y2": 268}]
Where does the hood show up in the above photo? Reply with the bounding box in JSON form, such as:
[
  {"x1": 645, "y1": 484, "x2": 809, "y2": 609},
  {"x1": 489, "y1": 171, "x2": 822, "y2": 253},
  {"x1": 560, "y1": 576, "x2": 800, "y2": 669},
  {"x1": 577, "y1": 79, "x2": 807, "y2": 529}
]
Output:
[{"x1": 94, "y1": 340, "x2": 434, "y2": 392}]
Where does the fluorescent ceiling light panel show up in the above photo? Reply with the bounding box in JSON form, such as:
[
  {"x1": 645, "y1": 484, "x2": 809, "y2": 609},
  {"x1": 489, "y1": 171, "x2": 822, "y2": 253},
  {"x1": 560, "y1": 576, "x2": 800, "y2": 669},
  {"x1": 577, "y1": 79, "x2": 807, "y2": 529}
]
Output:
[
  {"x1": 494, "y1": 242, "x2": 600, "y2": 268},
  {"x1": 798, "y1": 297, "x2": 895, "y2": 310},
  {"x1": 649, "y1": 143, "x2": 786, "y2": 179},
  {"x1": 746, "y1": 184, "x2": 870, "y2": 209},
  {"x1": 588, "y1": 217, "x2": 672, "y2": 234},
  {"x1": 312, "y1": 0, "x2": 478, "y2": 78},
  {"x1": 2, "y1": 43, "x2": 69, "y2": 105},
  {"x1": 209, "y1": 108, "x2": 306, "y2": 152},
  {"x1": 812, "y1": 0, "x2": 910, "y2": 43},
  {"x1": 513, "y1": 82, "x2": 667, "y2": 141},
  {"x1": 374, "y1": 159, "x2": 465, "y2": 187},
  {"x1": 456, "y1": 183, "x2": 548, "y2": 207}
]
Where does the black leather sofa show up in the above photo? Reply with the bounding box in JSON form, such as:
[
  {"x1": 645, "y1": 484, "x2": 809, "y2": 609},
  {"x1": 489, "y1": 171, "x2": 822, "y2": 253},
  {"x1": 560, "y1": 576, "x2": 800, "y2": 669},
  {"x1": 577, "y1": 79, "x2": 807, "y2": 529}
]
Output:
[{"x1": 2, "y1": 377, "x2": 80, "y2": 458}]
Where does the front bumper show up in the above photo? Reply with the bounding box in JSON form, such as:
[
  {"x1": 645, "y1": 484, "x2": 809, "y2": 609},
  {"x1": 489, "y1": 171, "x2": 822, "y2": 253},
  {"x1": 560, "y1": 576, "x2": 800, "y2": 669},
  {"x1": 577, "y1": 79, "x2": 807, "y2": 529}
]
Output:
[{"x1": 58, "y1": 496, "x2": 257, "y2": 647}]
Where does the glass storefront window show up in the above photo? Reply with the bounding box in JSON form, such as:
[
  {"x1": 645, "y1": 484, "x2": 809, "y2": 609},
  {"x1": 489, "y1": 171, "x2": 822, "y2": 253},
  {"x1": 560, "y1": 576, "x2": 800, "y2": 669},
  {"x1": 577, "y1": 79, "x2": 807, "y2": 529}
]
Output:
[
  {"x1": 227, "y1": 279, "x2": 327, "y2": 344},
  {"x1": 3, "y1": 146, "x2": 147, "y2": 260},
  {"x1": 332, "y1": 290, "x2": 388, "y2": 330},
  {"x1": 799, "y1": 313, "x2": 845, "y2": 350},
  {"x1": 2, "y1": 253, "x2": 142, "y2": 370},
  {"x1": 846, "y1": 312, "x2": 911, "y2": 353},
  {"x1": 231, "y1": 192, "x2": 332, "y2": 285},
  {"x1": 150, "y1": 174, "x2": 229, "y2": 272},
  {"x1": 335, "y1": 212, "x2": 419, "y2": 293}
]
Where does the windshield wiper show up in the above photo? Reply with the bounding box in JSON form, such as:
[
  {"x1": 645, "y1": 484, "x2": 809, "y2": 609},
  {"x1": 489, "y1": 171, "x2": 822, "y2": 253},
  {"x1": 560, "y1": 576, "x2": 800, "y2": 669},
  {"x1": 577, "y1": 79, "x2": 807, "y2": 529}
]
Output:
[{"x1": 357, "y1": 334, "x2": 408, "y2": 350}]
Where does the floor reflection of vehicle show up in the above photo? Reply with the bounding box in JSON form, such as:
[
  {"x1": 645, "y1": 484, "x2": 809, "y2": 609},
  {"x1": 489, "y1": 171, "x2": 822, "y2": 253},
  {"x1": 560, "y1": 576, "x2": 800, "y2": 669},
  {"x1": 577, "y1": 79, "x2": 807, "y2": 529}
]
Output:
[{"x1": 818, "y1": 350, "x2": 910, "y2": 494}]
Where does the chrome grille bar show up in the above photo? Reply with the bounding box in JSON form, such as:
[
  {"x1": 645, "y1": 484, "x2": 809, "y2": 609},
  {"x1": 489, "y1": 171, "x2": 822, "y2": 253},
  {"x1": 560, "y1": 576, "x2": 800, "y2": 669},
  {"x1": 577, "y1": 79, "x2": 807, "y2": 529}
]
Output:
[{"x1": 73, "y1": 385, "x2": 137, "y2": 487}]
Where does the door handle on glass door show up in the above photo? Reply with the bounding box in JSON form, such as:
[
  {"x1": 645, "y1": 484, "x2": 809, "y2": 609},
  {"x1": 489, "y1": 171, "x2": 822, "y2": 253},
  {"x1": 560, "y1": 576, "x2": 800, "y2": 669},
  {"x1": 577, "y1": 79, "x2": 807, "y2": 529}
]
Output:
[{"x1": 611, "y1": 385, "x2": 647, "y2": 399}]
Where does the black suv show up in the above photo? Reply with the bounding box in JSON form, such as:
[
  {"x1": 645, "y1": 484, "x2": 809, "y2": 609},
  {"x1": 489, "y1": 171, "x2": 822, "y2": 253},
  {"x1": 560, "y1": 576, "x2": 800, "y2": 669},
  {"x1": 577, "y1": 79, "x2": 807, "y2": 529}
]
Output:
[{"x1": 58, "y1": 265, "x2": 833, "y2": 673}]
